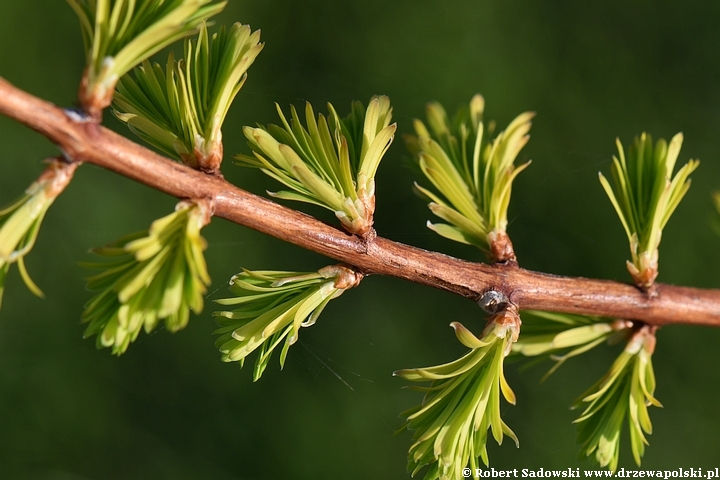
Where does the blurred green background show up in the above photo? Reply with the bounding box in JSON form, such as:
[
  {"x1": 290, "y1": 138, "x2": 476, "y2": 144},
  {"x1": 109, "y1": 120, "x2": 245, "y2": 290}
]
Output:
[{"x1": 2, "y1": 1, "x2": 720, "y2": 478}]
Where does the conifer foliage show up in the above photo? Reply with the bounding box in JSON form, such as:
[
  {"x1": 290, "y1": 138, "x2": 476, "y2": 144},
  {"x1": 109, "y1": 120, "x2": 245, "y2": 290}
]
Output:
[{"x1": 0, "y1": 1, "x2": 710, "y2": 477}]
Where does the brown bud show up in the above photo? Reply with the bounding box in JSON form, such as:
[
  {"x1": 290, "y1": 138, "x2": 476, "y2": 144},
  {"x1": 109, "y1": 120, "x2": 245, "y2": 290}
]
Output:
[
  {"x1": 487, "y1": 230, "x2": 517, "y2": 263},
  {"x1": 77, "y1": 67, "x2": 116, "y2": 123},
  {"x1": 39, "y1": 158, "x2": 80, "y2": 198},
  {"x1": 318, "y1": 265, "x2": 364, "y2": 290}
]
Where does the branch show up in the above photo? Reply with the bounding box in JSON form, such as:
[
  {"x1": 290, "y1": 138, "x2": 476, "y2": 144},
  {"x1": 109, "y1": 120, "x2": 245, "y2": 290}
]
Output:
[{"x1": 1, "y1": 77, "x2": 719, "y2": 327}]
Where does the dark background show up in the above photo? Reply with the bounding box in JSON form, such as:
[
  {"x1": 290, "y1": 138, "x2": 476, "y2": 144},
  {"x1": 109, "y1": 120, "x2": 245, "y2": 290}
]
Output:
[{"x1": 1, "y1": 1, "x2": 720, "y2": 478}]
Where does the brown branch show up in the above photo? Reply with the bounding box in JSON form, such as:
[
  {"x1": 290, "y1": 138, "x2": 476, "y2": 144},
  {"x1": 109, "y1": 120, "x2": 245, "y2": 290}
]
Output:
[{"x1": 1, "y1": 77, "x2": 719, "y2": 327}]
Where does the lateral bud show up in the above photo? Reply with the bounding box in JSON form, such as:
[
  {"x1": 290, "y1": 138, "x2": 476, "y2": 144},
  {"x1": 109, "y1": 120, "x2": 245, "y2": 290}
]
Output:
[
  {"x1": 626, "y1": 249, "x2": 659, "y2": 291},
  {"x1": 78, "y1": 59, "x2": 118, "y2": 122},
  {"x1": 487, "y1": 229, "x2": 517, "y2": 263},
  {"x1": 177, "y1": 198, "x2": 215, "y2": 229},
  {"x1": 318, "y1": 264, "x2": 363, "y2": 290},
  {"x1": 477, "y1": 289, "x2": 510, "y2": 314},
  {"x1": 38, "y1": 157, "x2": 80, "y2": 197},
  {"x1": 481, "y1": 295, "x2": 521, "y2": 355}
]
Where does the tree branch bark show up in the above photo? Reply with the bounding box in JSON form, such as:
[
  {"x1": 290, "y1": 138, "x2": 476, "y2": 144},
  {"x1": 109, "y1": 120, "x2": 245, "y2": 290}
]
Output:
[{"x1": 1, "y1": 77, "x2": 719, "y2": 327}]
